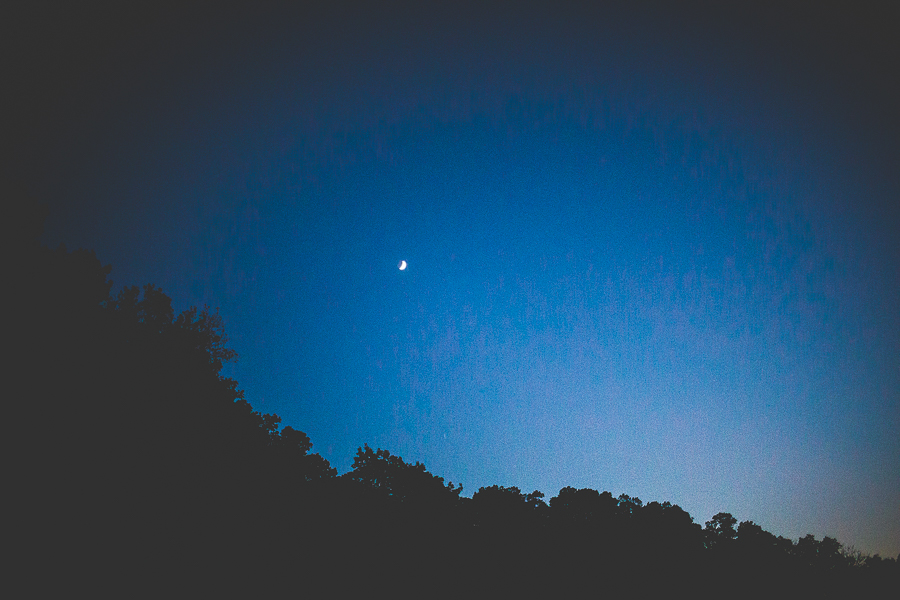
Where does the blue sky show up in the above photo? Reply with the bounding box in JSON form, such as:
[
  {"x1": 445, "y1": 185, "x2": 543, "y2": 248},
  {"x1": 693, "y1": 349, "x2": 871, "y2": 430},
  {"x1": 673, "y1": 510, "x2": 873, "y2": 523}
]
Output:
[{"x1": 11, "y1": 2, "x2": 898, "y2": 557}]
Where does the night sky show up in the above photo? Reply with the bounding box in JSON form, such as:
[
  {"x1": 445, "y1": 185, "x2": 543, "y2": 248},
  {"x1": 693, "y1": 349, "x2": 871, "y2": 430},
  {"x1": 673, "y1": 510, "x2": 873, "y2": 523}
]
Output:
[{"x1": 7, "y1": 2, "x2": 898, "y2": 557}]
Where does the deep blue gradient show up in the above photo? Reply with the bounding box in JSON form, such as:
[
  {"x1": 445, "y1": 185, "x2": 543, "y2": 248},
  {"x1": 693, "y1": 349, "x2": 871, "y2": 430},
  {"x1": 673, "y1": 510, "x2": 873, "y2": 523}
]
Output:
[{"x1": 15, "y1": 3, "x2": 898, "y2": 557}]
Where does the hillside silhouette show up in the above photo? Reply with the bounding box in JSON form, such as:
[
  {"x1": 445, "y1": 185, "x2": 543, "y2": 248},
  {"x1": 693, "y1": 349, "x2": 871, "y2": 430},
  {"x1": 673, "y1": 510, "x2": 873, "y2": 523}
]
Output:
[{"x1": 8, "y1": 196, "x2": 896, "y2": 596}]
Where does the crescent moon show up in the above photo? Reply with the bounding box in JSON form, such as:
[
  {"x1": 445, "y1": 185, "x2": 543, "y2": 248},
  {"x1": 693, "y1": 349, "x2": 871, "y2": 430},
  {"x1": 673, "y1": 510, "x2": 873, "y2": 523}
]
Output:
[{"x1": 398, "y1": 260, "x2": 407, "y2": 270}]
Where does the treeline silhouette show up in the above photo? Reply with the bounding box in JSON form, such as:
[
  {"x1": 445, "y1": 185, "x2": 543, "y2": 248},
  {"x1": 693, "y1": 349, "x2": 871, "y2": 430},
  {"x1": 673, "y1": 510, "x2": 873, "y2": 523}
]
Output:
[{"x1": 10, "y1": 198, "x2": 896, "y2": 595}]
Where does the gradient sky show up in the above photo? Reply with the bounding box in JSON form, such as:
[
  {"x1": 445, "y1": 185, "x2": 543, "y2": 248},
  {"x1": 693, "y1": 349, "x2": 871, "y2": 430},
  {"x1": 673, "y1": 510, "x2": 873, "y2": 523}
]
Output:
[{"x1": 8, "y1": 2, "x2": 898, "y2": 557}]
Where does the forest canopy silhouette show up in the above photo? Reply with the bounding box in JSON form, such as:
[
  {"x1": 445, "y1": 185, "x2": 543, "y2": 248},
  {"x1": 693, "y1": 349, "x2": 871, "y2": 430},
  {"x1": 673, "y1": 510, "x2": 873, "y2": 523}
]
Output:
[{"x1": 10, "y1": 197, "x2": 896, "y2": 594}]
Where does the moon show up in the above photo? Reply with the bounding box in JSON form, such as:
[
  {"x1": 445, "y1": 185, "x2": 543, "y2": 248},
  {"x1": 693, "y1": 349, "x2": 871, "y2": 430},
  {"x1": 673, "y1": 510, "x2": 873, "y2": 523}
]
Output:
[{"x1": 398, "y1": 260, "x2": 407, "y2": 270}]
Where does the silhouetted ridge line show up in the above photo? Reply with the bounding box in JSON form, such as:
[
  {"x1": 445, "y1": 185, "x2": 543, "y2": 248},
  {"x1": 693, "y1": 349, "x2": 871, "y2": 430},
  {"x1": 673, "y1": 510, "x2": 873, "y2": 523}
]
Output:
[{"x1": 10, "y1": 198, "x2": 896, "y2": 593}]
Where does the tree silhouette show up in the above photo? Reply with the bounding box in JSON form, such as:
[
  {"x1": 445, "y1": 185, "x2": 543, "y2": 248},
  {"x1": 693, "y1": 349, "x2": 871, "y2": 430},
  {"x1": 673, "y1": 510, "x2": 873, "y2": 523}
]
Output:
[
  {"x1": 736, "y1": 520, "x2": 794, "y2": 570},
  {"x1": 705, "y1": 512, "x2": 739, "y2": 551},
  {"x1": 470, "y1": 484, "x2": 546, "y2": 528},
  {"x1": 269, "y1": 425, "x2": 337, "y2": 483},
  {"x1": 345, "y1": 444, "x2": 462, "y2": 508},
  {"x1": 10, "y1": 195, "x2": 897, "y2": 593},
  {"x1": 641, "y1": 501, "x2": 704, "y2": 554},
  {"x1": 550, "y1": 486, "x2": 618, "y2": 526}
]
